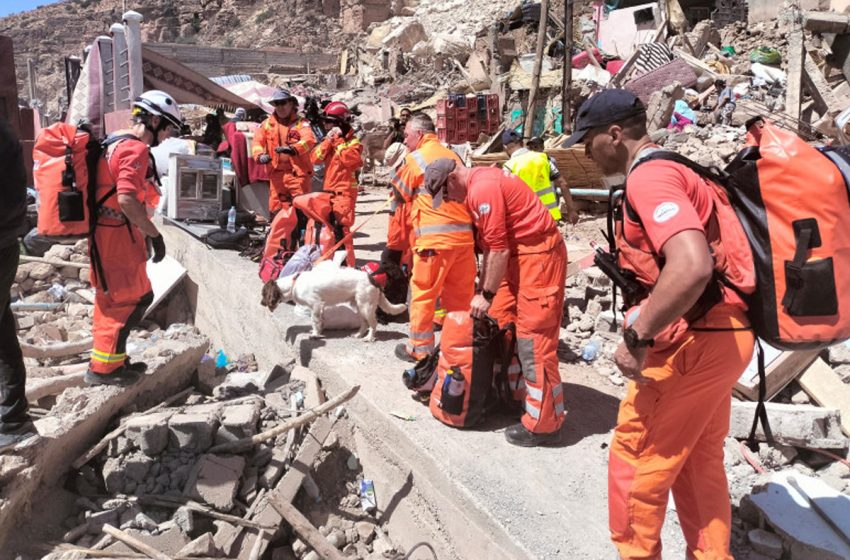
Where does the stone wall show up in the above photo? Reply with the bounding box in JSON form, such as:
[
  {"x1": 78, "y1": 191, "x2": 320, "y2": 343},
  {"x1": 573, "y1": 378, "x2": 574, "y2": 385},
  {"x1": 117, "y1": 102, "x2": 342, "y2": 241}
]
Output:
[{"x1": 340, "y1": 0, "x2": 392, "y2": 33}]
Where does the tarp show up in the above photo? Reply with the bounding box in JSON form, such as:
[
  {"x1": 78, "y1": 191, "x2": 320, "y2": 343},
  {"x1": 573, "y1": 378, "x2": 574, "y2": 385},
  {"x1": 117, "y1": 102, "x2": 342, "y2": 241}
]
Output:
[
  {"x1": 220, "y1": 80, "x2": 278, "y2": 114},
  {"x1": 141, "y1": 47, "x2": 260, "y2": 111}
]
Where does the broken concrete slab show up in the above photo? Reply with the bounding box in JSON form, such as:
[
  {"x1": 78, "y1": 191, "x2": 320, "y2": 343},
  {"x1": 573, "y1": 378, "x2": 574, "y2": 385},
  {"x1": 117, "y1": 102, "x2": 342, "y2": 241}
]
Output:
[
  {"x1": 0, "y1": 329, "x2": 207, "y2": 546},
  {"x1": 799, "y1": 358, "x2": 850, "y2": 436},
  {"x1": 729, "y1": 401, "x2": 847, "y2": 449},
  {"x1": 184, "y1": 454, "x2": 246, "y2": 511},
  {"x1": 749, "y1": 471, "x2": 850, "y2": 560},
  {"x1": 125, "y1": 411, "x2": 174, "y2": 456}
]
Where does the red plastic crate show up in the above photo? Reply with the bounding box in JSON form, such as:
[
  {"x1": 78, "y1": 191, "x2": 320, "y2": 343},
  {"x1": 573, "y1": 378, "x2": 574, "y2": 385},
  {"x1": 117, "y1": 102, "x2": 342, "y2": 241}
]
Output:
[{"x1": 467, "y1": 119, "x2": 480, "y2": 139}]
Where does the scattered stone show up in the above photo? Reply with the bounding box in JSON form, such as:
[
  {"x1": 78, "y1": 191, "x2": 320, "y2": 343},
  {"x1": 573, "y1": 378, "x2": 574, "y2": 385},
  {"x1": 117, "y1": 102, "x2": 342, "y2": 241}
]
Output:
[
  {"x1": 303, "y1": 551, "x2": 321, "y2": 560},
  {"x1": 327, "y1": 528, "x2": 347, "y2": 548},
  {"x1": 355, "y1": 520, "x2": 376, "y2": 544},
  {"x1": 828, "y1": 342, "x2": 850, "y2": 366},
  {"x1": 102, "y1": 457, "x2": 124, "y2": 494},
  {"x1": 28, "y1": 263, "x2": 54, "y2": 281},
  {"x1": 184, "y1": 454, "x2": 246, "y2": 511},
  {"x1": 168, "y1": 409, "x2": 219, "y2": 452},
  {"x1": 292, "y1": 537, "x2": 308, "y2": 557},
  {"x1": 748, "y1": 528, "x2": 783, "y2": 559},
  {"x1": 176, "y1": 532, "x2": 219, "y2": 558},
  {"x1": 214, "y1": 402, "x2": 260, "y2": 445},
  {"x1": 125, "y1": 411, "x2": 174, "y2": 455}
]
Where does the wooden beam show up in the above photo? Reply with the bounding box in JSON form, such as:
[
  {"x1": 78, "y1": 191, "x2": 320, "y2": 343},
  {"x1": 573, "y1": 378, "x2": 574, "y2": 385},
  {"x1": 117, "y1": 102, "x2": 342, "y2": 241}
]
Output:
[
  {"x1": 19, "y1": 338, "x2": 92, "y2": 359},
  {"x1": 19, "y1": 254, "x2": 89, "y2": 269},
  {"x1": 208, "y1": 385, "x2": 358, "y2": 454},
  {"x1": 609, "y1": 48, "x2": 642, "y2": 89},
  {"x1": 562, "y1": 0, "x2": 573, "y2": 132},
  {"x1": 734, "y1": 349, "x2": 820, "y2": 402},
  {"x1": 786, "y1": 27, "x2": 806, "y2": 123},
  {"x1": 268, "y1": 495, "x2": 347, "y2": 560},
  {"x1": 524, "y1": 0, "x2": 550, "y2": 139},
  {"x1": 799, "y1": 358, "x2": 850, "y2": 436},
  {"x1": 101, "y1": 524, "x2": 171, "y2": 560}
]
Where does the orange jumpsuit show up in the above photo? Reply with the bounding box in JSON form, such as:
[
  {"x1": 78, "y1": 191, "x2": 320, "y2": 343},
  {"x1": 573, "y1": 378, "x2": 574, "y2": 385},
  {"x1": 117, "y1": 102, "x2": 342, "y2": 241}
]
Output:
[
  {"x1": 609, "y1": 157, "x2": 755, "y2": 560},
  {"x1": 466, "y1": 167, "x2": 567, "y2": 434},
  {"x1": 390, "y1": 133, "x2": 476, "y2": 359},
  {"x1": 252, "y1": 115, "x2": 316, "y2": 258},
  {"x1": 311, "y1": 130, "x2": 363, "y2": 266},
  {"x1": 88, "y1": 137, "x2": 159, "y2": 375}
]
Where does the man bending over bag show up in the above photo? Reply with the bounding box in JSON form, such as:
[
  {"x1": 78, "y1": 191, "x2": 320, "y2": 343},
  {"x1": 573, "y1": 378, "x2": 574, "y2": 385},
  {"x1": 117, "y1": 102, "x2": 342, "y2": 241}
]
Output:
[{"x1": 423, "y1": 158, "x2": 568, "y2": 447}]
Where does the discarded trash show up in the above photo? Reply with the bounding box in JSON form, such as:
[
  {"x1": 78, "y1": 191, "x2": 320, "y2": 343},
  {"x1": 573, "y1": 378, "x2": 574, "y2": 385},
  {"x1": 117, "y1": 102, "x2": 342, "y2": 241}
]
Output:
[
  {"x1": 215, "y1": 349, "x2": 229, "y2": 368},
  {"x1": 47, "y1": 283, "x2": 67, "y2": 301},
  {"x1": 226, "y1": 205, "x2": 237, "y2": 233},
  {"x1": 390, "y1": 411, "x2": 417, "y2": 421},
  {"x1": 334, "y1": 405, "x2": 346, "y2": 418},
  {"x1": 581, "y1": 339, "x2": 601, "y2": 362},
  {"x1": 749, "y1": 46, "x2": 781, "y2": 65},
  {"x1": 360, "y1": 478, "x2": 377, "y2": 512}
]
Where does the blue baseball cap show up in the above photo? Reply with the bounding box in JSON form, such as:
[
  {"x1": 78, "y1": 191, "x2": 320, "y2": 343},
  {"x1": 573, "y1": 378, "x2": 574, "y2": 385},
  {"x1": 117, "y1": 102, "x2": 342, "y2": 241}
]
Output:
[
  {"x1": 561, "y1": 89, "x2": 646, "y2": 148},
  {"x1": 501, "y1": 128, "x2": 523, "y2": 146}
]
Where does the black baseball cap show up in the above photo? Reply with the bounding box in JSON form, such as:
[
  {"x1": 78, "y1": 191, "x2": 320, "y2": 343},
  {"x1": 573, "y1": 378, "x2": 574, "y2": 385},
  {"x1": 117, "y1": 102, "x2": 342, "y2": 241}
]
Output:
[{"x1": 561, "y1": 89, "x2": 646, "y2": 148}]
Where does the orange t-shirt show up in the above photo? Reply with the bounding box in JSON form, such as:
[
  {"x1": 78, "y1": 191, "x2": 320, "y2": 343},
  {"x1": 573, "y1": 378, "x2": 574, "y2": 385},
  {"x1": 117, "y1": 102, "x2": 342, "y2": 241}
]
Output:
[
  {"x1": 625, "y1": 155, "x2": 743, "y2": 308},
  {"x1": 466, "y1": 166, "x2": 559, "y2": 253}
]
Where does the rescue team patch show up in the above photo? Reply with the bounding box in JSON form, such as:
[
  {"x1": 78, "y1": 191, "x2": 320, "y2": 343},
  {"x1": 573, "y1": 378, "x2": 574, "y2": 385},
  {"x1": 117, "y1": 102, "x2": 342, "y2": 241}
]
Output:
[
  {"x1": 653, "y1": 202, "x2": 679, "y2": 223},
  {"x1": 478, "y1": 203, "x2": 491, "y2": 215}
]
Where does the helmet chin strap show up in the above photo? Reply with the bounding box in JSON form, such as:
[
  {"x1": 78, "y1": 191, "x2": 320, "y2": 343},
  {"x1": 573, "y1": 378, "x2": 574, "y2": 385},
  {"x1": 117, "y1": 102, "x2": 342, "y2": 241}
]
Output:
[{"x1": 140, "y1": 114, "x2": 168, "y2": 147}]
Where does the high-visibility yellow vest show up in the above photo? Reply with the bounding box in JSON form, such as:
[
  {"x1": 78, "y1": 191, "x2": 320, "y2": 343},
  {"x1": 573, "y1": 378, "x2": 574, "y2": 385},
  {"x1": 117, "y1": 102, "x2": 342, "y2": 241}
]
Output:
[{"x1": 505, "y1": 150, "x2": 562, "y2": 220}]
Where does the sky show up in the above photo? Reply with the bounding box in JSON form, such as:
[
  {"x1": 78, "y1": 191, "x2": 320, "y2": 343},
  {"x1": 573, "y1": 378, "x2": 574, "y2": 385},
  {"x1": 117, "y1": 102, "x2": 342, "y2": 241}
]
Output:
[{"x1": 0, "y1": 0, "x2": 63, "y2": 18}]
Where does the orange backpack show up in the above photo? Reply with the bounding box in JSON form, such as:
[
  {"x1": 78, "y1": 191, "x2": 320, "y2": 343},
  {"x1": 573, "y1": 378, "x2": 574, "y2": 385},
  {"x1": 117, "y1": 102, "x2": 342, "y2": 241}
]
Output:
[
  {"x1": 626, "y1": 120, "x2": 850, "y2": 350},
  {"x1": 428, "y1": 313, "x2": 522, "y2": 429},
  {"x1": 32, "y1": 123, "x2": 98, "y2": 237}
]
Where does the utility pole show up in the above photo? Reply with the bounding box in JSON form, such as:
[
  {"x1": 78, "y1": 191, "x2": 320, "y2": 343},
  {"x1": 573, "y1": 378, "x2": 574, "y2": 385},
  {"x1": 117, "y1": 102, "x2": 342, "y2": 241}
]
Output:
[
  {"x1": 562, "y1": 0, "x2": 573, "y2": 134},
  {"x1": 524, "y1": 0, "x2": 549, "y2": 140}
]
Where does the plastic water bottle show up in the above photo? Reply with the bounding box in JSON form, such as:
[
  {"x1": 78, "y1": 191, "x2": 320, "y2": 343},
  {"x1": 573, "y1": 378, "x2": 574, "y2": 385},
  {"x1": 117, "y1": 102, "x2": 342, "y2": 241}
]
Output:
[
  {"x1": 226, "y1": 206, "x2": 237, "y2": 233},
  {"x1": 581, "y1": 339, "x2": 601, "y2": 363},
  {"x1": 446, "y1": 368, "x2": 465, "y2": 397}
]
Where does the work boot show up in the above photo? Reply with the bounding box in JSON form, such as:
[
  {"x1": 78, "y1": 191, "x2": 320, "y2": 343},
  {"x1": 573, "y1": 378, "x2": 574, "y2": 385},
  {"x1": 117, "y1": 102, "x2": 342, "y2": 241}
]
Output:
[
  {"x1": 124, "y1": 359, "x2": 148, "y2": 374},
  {"x1": 394, "y1": 343, "x2": 418, "y2": 364},
  {"x1": 85, "y1": 366, "x2": 141, "y2": 387},
  {"x1": 504, "y1": 423, "x2": 561, "y2": 447},
  {"x1": 0, "y1": 413, "x2": 34, "y2": 436}
]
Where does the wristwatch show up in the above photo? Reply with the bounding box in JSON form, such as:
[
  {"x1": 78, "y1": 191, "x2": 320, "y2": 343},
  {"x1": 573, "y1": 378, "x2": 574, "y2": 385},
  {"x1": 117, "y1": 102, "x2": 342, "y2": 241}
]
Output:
[
  {"x1": 624, "y1": 327, "x2": 654, "y2": 350},
  {"x1": 482, "y1": 290, "x2": 496, "y2": 302}
]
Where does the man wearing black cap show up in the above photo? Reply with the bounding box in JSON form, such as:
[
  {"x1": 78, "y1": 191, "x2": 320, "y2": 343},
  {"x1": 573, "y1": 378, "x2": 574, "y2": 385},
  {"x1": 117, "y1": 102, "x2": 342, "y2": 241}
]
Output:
[{"x1": 564, "y1": 89, "x2": 753, "y2": 559}]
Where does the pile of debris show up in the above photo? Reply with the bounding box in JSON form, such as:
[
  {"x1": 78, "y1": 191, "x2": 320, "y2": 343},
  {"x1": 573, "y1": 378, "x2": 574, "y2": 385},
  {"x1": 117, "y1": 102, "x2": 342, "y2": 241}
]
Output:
[{"x1": 38, "y1": 359, "x2": 401, "y2": 560}]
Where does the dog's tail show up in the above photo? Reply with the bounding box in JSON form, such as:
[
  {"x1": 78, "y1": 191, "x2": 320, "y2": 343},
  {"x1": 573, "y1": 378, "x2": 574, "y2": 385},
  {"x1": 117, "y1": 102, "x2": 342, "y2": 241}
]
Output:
[{"x1": 378, "y1": 293, "x2": 407, "y2": 315}]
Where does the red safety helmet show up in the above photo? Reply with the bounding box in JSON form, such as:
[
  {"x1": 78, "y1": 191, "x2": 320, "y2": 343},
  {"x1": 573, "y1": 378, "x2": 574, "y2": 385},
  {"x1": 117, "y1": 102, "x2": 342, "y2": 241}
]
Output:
[{"x1": 323, "y1": 101, "x2": 352, "y2": 122}]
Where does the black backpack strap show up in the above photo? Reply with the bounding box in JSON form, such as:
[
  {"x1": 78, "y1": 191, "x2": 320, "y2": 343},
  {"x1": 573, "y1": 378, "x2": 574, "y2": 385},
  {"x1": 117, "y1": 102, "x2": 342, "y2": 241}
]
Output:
[{"x1": 748, "y1": 339, "x2": 773, "y2": 449}]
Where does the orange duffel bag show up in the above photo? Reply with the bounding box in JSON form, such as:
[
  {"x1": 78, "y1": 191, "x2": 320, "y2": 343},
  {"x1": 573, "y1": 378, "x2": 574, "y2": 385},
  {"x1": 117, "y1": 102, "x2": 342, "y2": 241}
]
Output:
[{"x1": 33, "y1": 123, "x2": 97, "y2": 237}]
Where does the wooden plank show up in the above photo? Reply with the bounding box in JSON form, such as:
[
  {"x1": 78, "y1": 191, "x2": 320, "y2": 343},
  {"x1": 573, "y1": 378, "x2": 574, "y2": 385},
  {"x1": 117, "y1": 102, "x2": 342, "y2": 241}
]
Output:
[
  {"x1": 267, "y1": 495, "x2": 346, "y2": 560},
  {"x1": 734, "y1": 347, "x2": 820, "y2": 402},
  {"x1": 799, "y1": 358, "x2": 850, "y2": 436},
  {"x1": 234, "y1": 416, "x2": 336, "y2": 558},
  {"x1": 786, "y1": 27, "x2": 806, "y2": 123},
  {"x1": 609, "y1": 48, "x2": 642, "y2": 89}
]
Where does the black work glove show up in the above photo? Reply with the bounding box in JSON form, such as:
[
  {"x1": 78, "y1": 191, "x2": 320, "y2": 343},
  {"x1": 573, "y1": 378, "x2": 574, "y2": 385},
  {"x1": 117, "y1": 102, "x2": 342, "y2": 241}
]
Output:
[
  {"x1": 148, "y1": 234, "x2": 166, "y2": 263},
  {"x1": 258, "y1": 154, "x2": 271, "y2": 164},
  {"x1": 275, "y1": 145, "x2": 297, "y2": 155}
]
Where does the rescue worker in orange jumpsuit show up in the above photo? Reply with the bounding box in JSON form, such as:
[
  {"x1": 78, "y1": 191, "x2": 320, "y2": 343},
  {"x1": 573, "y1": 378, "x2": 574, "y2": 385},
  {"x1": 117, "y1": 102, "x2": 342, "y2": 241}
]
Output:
[
  {"x1": 86, "y1": 90, "x2": 181, "y2": 386},
  {"x1": 564, "y1": 89, "x2": 754, "y2": 559},
  {"x1": 253, "y1": 89, "x2": 317, "y2": 259},
  {"x1": 390, "y1": 114, "x2": 476, "y2": 363},
  {"x1": 310, "y1": 101, "x2": 363, "y2": 267},
  {"x1": 426, "y1": 159, "x2": 568, "y2": 446}
]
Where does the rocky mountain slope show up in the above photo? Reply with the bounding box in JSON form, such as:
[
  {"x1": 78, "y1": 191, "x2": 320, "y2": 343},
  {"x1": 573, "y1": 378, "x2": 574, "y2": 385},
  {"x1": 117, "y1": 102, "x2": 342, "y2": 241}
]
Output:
[{"x1": 0, "y1": 0, "x2": 347, "y2": 112}]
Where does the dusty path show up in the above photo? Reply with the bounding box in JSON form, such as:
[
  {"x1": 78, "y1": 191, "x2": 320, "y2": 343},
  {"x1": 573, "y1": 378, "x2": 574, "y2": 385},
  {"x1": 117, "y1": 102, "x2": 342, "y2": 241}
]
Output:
[{"x1": 163, "y1": 185, "x2": 690, "y2": 559}]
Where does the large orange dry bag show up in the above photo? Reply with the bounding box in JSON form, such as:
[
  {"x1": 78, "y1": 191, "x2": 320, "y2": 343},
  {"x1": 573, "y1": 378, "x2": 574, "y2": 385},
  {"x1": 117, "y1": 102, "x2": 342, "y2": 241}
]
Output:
[
  {"x1": 727, "y1": 119, "x2": 850, "y2": 349},
  {"x1": 32, "y1": 123, "x2": 94, "y2": 237},
  {"x1": 428, "y1": 312, "x2": 521, "y2": 429}
]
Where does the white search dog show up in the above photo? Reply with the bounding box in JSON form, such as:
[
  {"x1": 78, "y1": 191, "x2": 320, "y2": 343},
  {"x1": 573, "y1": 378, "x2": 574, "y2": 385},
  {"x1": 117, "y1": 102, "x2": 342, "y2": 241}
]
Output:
[{"x1": 261, "y1": 259, "x2": 406, "y2": 342}]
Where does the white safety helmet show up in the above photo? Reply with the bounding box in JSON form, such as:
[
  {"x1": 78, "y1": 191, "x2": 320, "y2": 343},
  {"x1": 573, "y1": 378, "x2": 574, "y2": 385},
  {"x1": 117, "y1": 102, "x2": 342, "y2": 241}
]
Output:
[{"x1": 133, "y1": 90, "x2": 183, "y2": 128}]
